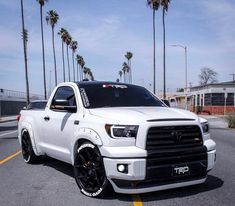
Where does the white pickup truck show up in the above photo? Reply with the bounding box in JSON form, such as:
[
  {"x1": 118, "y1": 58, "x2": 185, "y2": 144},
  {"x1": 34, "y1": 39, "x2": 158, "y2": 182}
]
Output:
[{"x1": 18, "y1": 81, "x2": 216, "y2": 197}]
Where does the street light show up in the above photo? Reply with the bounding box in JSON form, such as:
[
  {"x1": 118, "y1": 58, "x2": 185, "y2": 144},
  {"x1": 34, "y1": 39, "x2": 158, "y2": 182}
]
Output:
[{"x1": 171, "y1": 44, "x2": 188, "y2": 109}]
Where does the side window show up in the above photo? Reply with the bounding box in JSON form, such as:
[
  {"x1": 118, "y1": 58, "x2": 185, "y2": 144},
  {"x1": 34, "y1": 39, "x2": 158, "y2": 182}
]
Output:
[{"x1": 51, "y1": 86, "x2": 77, "y2": 109}]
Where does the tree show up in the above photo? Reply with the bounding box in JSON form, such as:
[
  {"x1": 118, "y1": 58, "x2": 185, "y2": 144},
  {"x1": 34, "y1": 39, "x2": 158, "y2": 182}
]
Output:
[
  {"x1": 70, "y1": 40, "x2": 78, "y2": 82},
  {"x1": 161, "y1": 0, "x2": 170, "y2": 99},
  {"x1": 118, "y1": 70, "x2": 123, "y2": 82},
  {"x1": 36, "y1": 0, "x2": 47, "y2": 99},
  {"x1": 199, "y1": 67, "x2": 218, "y2": 85},
  {"x1": 147, "y1": 0, "x2": 161, "y2": 94},
  {"x1": 125, "y1": 51, "x2": 133, "y2": 84},
  {"x1": 58, "y1": 28, "x2": 67, "y2": 82},
  {"x1": 20, "y1": 0, "x2": 30, "y2": 105},
  {"x1": 76, "y1": 55, "x2": 84, "y2": 81},
  {"x1": 122, "y1": 62, "x2": 129, "y2": 83},
  {"x1": 83, "y1": 67, "x2": 89, "y2": 79},
  {"x1": 46, "y1": 10, "x2": 59, "y2": 86},
  {"x1": 65, "y1": 33, "x2": 72, "y2": 81}
]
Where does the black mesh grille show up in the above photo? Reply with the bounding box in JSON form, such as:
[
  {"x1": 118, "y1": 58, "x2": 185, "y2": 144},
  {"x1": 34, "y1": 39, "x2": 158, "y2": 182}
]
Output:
[
  {"x1": 145, "y1": 125, "x2": 207, "y2": 182},
  {"x1": 146, "y1": 125, "x2": 203, "y2": 153}
]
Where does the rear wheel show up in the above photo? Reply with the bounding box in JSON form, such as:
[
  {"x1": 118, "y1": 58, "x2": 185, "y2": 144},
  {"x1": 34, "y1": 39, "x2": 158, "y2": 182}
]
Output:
[
  {"x1": 21, "y1": 131, "x2": 40, "y2": 164},
  {"x1": 73, "y1": 142, "x2": 112, "y2": 197}
]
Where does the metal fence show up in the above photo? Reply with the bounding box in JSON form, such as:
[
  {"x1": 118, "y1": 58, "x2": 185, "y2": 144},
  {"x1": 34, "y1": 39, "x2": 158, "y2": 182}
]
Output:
[{"x1": 0, "y1": 88, "x2": 44, "y2": 101}]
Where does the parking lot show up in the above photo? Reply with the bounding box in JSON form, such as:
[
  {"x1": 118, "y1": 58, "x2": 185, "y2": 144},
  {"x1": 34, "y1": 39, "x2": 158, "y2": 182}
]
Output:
[{"x1": 0, "y1": 120, "x2": 235, "y2": 206}]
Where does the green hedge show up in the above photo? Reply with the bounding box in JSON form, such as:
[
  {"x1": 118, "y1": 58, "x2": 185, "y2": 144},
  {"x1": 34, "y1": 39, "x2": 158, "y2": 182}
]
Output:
[{"x1": 225, "y1": 112, "x2": 235, "y2": 128}]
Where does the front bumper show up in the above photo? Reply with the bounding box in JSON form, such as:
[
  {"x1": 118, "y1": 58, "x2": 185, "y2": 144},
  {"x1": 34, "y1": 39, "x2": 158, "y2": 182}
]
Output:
[{"x1": 102, "y1": 142, "x2": 216, "y2": 194}]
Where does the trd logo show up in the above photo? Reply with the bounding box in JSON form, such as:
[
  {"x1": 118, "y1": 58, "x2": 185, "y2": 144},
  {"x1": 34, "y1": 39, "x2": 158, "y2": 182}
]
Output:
[{"x1": 174, "y1": 166, "x2": 189, "y2": 175}]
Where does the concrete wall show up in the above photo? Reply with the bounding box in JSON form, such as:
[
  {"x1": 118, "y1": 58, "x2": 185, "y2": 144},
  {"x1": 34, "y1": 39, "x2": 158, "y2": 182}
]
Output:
[{"x1": 0, "y1": 100, "x2": 26, "y2": 116}]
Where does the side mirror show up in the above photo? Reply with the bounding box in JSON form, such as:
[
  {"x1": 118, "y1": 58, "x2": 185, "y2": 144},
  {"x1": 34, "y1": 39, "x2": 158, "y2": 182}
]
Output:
[
  {"x1": 162, "y1": 99, "x2": 170, "y2": 107},
  {"x1": 51, "y1": 99, "x2": 77, "y2": 112}
]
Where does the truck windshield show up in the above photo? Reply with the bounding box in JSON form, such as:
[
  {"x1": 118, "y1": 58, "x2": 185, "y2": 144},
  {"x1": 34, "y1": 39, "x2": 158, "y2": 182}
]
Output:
[{"x1": 78, "y1": 83, "x2": 165, "y2": 108}]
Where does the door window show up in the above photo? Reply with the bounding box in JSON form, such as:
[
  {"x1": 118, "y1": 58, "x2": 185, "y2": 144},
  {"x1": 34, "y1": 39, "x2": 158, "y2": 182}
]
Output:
[{"x1": 51, "y1": 86, "x2": 77, "y2": 109}]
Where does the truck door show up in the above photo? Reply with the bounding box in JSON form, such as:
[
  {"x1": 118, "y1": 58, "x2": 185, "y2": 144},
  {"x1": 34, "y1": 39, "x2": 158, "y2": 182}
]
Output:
[{"x1": 41, "y1": 85, "x2": 79, "y2": 163}]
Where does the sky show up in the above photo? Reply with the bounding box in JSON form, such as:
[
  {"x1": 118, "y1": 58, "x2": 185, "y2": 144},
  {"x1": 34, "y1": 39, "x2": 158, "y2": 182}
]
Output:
[{"x1": 0, "y1": 0, "x2": 235, "y2": 95}]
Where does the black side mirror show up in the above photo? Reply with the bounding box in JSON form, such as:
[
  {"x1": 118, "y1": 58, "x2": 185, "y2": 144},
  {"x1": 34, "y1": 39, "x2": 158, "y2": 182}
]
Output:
[
  {"x1": 51, "y1": 99, "x2": 77, "y2": 112},
  {"x1": 162, "y1": 99, "x2": 170, "y2": 107}
]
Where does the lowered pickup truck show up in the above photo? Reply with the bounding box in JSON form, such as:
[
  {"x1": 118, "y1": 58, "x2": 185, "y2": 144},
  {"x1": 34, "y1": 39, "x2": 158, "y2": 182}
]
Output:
[{"x1": 18, "y1": 81, "x2": 216, "y2": 197}]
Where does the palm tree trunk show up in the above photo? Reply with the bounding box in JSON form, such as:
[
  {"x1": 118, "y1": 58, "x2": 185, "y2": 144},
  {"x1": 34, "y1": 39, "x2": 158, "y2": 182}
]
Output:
[
  {"x1": 81, "y1": 66, "x2": 84, "y2": 80},
  {"x1": 76, "y1": 62, "x2": 78, "y2": 81},
  {"x1": 163, "y1": 9, "x2": 166, "y2": 99},
  {"x1": 61, "y1": 41, "x2": 65, "y2": 82},
  {"x1": 72, "y1": 51, "x2": 75, "y2": 82},
  {"x1": 130, "y1": 60, "x2": 132, "y2": 84},
  {"x1": 40, "y1": 5, "x2": 47, "y2": 99},
  {"x1": 153, "y1": 9, "x2": 156, "y2": 94},
  {"x1": 20, "y1": 0, "x2": 30, "y2": 105},
  {"x1": 66, "y1": 45, "x2": 70, "y2": 81},
  {"x1": 79, "y1": 65, "x2": 82, "y2": 81},
  {"x1": 128, "y1": 59, "x2": 132, "y2": 84},
  {"x1": 52, "y1": 27, "x2": 57, "y2": 86}
]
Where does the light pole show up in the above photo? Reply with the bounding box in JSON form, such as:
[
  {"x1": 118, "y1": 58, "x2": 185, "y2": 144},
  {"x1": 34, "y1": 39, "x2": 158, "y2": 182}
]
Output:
[{"x1": 171, "y1": 44, "x2": 188, "y2": 109}]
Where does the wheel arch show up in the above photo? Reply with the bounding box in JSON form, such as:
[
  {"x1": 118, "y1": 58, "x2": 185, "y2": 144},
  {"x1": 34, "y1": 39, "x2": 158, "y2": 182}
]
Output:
[
  {"x1": 71, "y1": 128, "x2": 103, "y2": 165},
  {"x1": 20, "y1": 124, "x2": 39, "y2": 156}
]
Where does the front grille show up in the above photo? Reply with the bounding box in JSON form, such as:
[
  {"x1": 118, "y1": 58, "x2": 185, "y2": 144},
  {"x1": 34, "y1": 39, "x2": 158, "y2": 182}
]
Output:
[
  {"x1": 146, "y1": 125, "x2": 203, "y2": 154},
  {"x1": 145, "y1": 125, "x2": 207, "y2": 184}
]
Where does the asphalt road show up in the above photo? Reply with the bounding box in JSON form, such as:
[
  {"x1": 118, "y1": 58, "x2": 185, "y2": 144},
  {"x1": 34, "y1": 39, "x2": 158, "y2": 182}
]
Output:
[{"x1": 0, "y1": 121, "x2": 235, "y2": 206}]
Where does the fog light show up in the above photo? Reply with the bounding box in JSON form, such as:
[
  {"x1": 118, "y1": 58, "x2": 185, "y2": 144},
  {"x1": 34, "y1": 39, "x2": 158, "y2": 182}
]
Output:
[{"x1": 117, "y1": 164, "x2": 128, "y2": 173}]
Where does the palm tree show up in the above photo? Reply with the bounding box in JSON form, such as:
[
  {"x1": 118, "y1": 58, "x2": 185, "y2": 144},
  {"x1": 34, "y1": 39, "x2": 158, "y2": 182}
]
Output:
[
  {"x1": 20, "y1": 0, "x2": 30, "y2": 105},
  {"x1": 36, "y1": 0, "x2": 47, "y2": 99},
  {"x1": 70, "y1": 40, "x2": 78, "y2": 82},
  {"x1": 122, "y1": 62, "x2": 129, "y2": 83},
  {"x1": 65, "y1": 33, "x2": 72, "y2": 81},
  {"x1": 81, "y1": 59, "x2": 85, "y2": 80},
  {"x1": 76, "y1": 55, "x2": 84, "y2": 81},
  {"x1": 147, "y1": 0, "x2": 160, "y2": 94},
  {"x1": 125, "y1": 52, "x2": 133, "y2": 84},
  {"x1": 58, "y1": 28, "x2": 67, "y2": 82},
  {"x1": 118, "y1": 70, "x2": 123, "y2": 82},
  {"x1": 90, "y1": 72, "x2": 94, "y2": 81},
  {"x1": 46, "y1": 10, "x2": 59, "y2": 86},
  {"x1": 83, "y1": 67, "x2": 89, "y2": 79},
  {"x1": 161, "y1": 0, "x2": 170, "y2": 99}
]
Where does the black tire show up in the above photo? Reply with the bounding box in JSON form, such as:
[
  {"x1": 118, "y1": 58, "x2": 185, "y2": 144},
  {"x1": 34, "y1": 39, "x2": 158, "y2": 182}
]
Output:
[
  {"x1": 21, "y1": 131, "x2": 41, "y2": 164},
  {"x1": 73, "y1": 142, "x2": 112, "y2": 197}
]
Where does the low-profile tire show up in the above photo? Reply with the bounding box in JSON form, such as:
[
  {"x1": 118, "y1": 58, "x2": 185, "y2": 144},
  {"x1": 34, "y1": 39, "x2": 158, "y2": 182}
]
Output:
[
  {"x1": 73, "y1": 142, "x2": 112, "y2": 197},
  {"x1": 21, "y1": 131, "x2": 41, "y2": 164}
]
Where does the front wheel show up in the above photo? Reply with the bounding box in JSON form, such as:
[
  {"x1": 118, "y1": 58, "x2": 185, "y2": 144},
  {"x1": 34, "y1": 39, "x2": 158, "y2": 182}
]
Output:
[{"x1": 73, "y1": 142, "x2": 112, "y2": 197}]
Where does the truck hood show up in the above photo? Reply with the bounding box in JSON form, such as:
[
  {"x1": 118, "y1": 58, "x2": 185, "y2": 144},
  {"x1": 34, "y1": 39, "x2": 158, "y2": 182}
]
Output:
[{"x1": 88, "y1": 107, "x2": 199, "y2": 124}]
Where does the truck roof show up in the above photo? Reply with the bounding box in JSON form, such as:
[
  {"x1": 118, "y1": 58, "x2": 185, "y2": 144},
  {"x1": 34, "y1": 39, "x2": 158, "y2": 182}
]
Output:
[{"x1": 76, "y1": 81, "x2": 133, "y2": 87}]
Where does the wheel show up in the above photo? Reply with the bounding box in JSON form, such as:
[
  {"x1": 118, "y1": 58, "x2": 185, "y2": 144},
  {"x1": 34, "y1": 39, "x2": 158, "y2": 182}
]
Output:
[
  {"x1": 21, "y1": 131, "x2": 40, "y2": 164},
  {"x1": 73, "y1": 142, "x2": 112, "y2": 197}
]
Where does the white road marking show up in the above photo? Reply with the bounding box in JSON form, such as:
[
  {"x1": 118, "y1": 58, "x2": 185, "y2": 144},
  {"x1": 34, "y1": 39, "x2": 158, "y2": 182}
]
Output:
[{"x1": 0, "y1": 130, "x2": 18, "y2": 137}]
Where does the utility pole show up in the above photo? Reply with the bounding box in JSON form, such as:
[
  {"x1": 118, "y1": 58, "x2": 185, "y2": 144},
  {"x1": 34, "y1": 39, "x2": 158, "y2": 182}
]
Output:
[
  {"x1": 230, "y1": 74, "x2": 235, "y2": 82},
  {"x1": 171, "y1": 44, "x2": 188, "y2": 110}
]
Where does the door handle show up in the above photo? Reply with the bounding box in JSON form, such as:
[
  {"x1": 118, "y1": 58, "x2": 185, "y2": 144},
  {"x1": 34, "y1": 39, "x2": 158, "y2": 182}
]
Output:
[{"x1": 44, "y1": 116, "x2": 50, "y2": 121}]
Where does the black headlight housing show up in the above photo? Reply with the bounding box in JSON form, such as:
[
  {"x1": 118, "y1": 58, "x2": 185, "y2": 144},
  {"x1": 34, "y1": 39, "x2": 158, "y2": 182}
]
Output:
[
  {"x1": 201, "y1": 122, "x2": 210, "y2": 133},
  {"x1": 105, "y1": 124, "x2": 139, "y2": 138}
]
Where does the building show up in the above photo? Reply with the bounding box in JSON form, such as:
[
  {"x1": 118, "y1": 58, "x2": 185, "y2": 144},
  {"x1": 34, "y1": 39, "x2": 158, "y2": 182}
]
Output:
[{"x1": 188, "y1": 81, "x2": 235, "y2": 115}]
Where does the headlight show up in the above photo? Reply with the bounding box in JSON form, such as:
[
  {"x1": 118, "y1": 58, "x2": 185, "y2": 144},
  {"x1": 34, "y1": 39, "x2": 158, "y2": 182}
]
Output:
[
  {"x1": 201, "y1": 122, "x2": 210, "y2": 133},
  {"x1": 105, "y1": 124, "x2": 139, "y2": 138}
]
